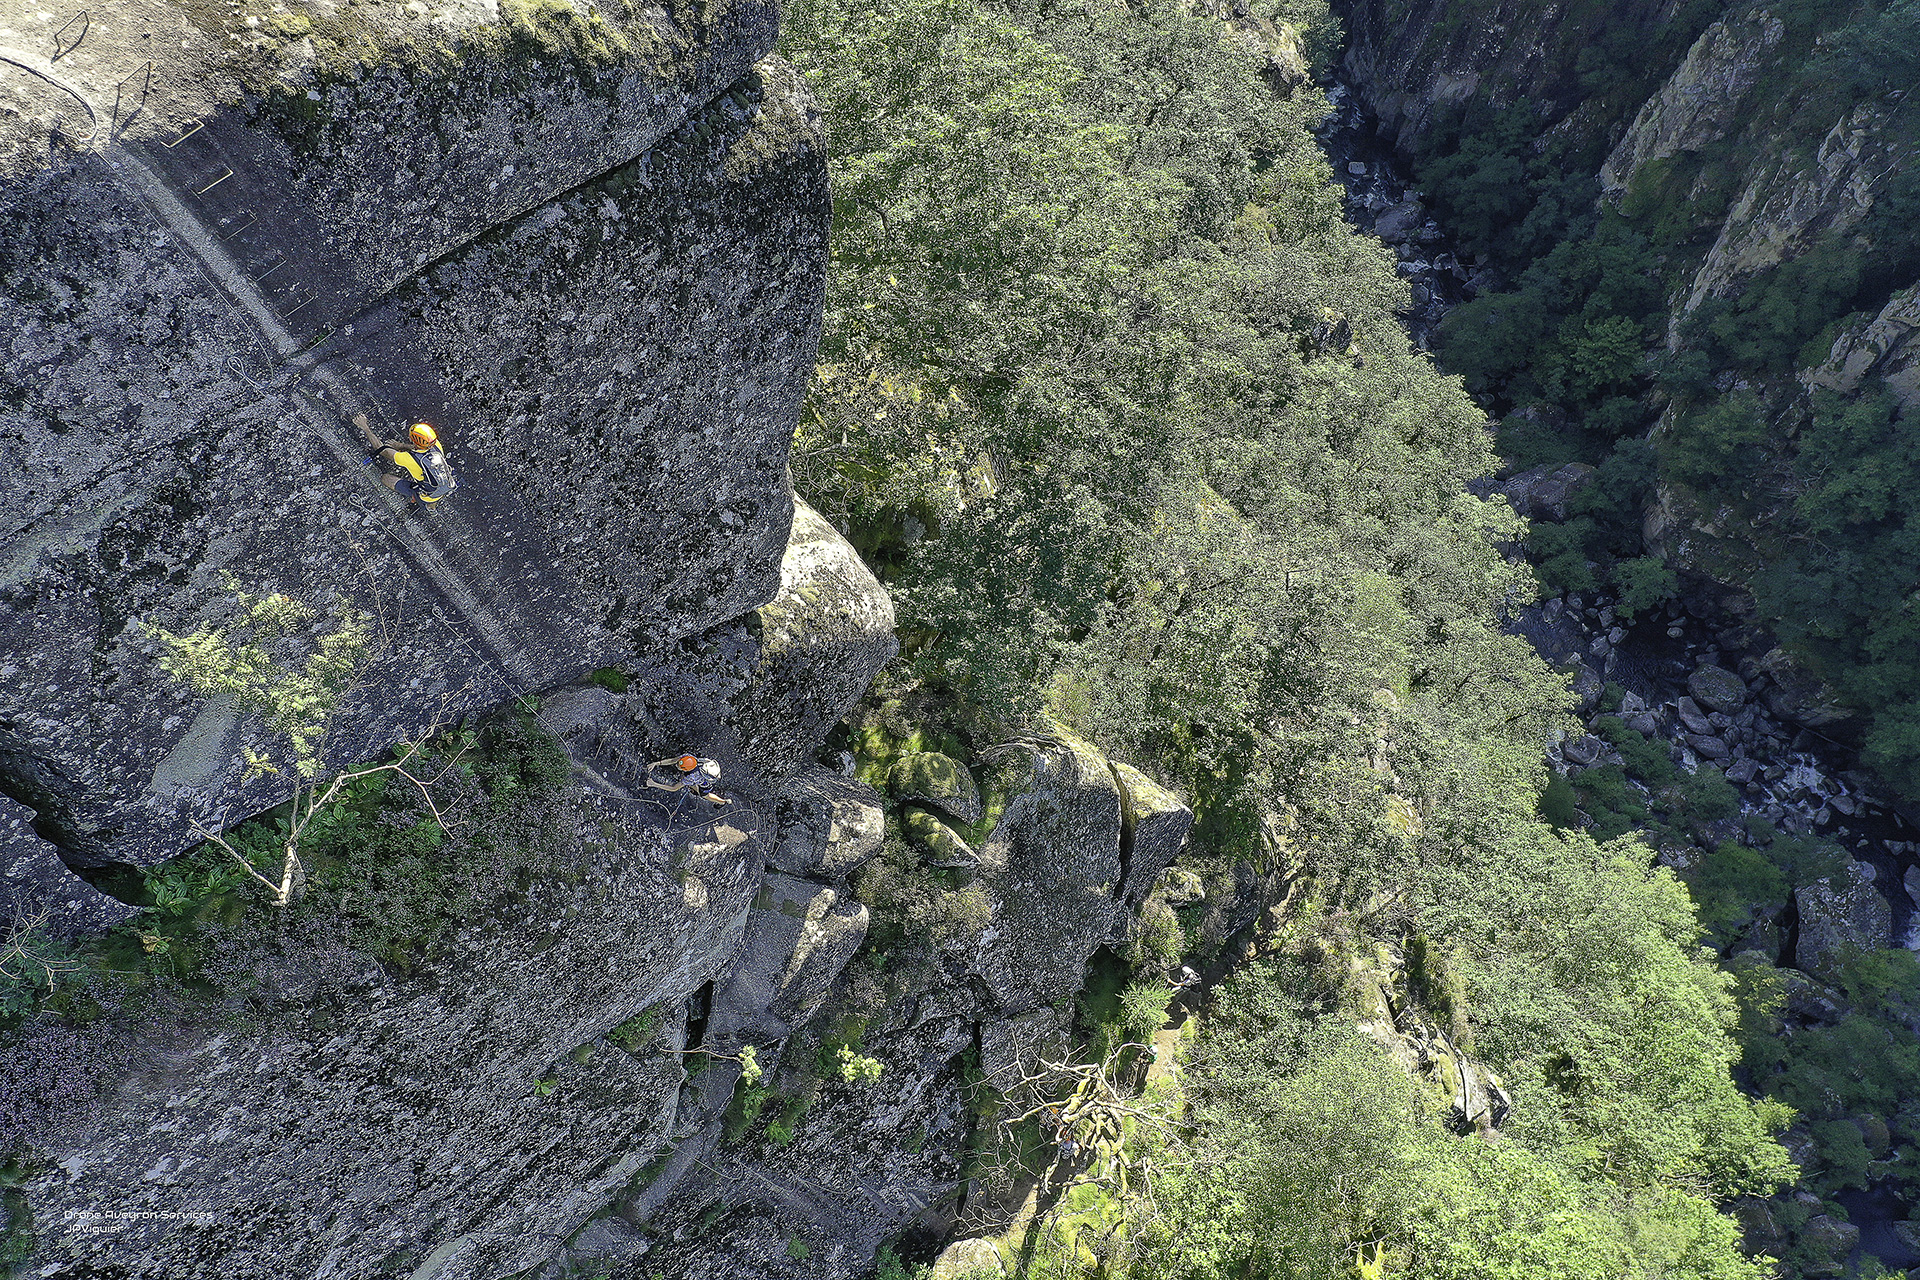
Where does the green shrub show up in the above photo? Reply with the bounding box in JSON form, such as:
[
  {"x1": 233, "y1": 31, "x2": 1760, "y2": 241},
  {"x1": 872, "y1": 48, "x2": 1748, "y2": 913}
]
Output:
[
  {"x1": 1588, "y1": 716, "x2": 1679, "y2": 786},
  {"x1": 609, "y1": 1007, "x2": 663, "y2": 1053},
  {"x1": 723, "y1": 1082, "x2": 774, "y2": 1144},
  {"x1": 1767, "y1": 835, "x2": 1850, "y2": 890},
  {"x1": 1538, "y1": 772, "x2": 1579, "y2": 829},
  {"x1": 1125, "y1": 897, "x2": 1186, "y2": 968},
  {"x1": 872, "y1": 1246, "x2": 926, "y2": 1280},
  {"x1": 1527, "y1": 519, "x2": 1600, "y2": 593},
  {"x1": 1673, "y1": 765, "x2": 1740, "y2": 823},
  {"x1": 1610, "y1": 556, "x2": 1676, "y2": 620},
  {"x1": 1686, "y1": 842, "x2": 1789, "y2": 947},
  {"x1": 1571, "y1": 764, "x2": 1646, "y2": 840}
]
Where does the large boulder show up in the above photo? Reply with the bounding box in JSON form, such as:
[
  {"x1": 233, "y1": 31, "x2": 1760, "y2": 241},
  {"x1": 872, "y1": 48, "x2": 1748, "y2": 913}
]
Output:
[
  {"x1": 1372, "y1": 199, "x2": 1427, "y2": 243},
  {"x1": 1502, "y1": 462, "x2": 1596, "y2": 522},
  {"x1": 1111, "y1": 761, "x2": 1193, "y2": 915},
  {"x1": 1757, "y1": 649, "x2": 1855, "y2": 728},
  {"x1": 888, "y1": 751, "x2": 982, "y2": 826},
  {"x1": 1795, "y1": 861, "x2": 1892, "y2": 979},
  {"x1": 967, "y1": 735, "x2": 1125, "y2": 1014},
  {"x1": 708, "y1": 873, "x2": 869, "y2": 1046},
  {"x1": 1675, "y1": 696, "x2": 1715, "y2": 736},
  {"x1": 904, "y1": 808, "x2": 979, "y2": 869},
  {"x1": 0, "y1": 11, "x2": 829, "y2": 875},
  {"x1": 1687, "y1": 664, "x2": 1749, "y2": 713},
  {"x1": 767, "y1": 764, "x2": 886, "y2": 882},
  {"x1": 727, "y1": 500, "x2": 900, "y2": 780}
]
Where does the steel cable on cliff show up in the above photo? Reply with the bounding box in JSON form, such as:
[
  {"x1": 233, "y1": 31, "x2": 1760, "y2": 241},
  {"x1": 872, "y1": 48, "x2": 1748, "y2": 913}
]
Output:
[{"x1": 0, "y1": 51, "x2": 98, "y2": 143}]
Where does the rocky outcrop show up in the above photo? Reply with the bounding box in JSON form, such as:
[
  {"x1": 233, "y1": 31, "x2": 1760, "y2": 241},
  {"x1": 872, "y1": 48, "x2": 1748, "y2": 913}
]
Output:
[
  {"x1": 0, "y1": 795, "x2": 137, "y2": 936},
  {"x1": 1681, "y1": 98, "x2": 1904, "y2": 311},
  {"x1": 1196, "y1": 0, "x2": 1309, "y2": 94},
  {"x1": 1755, "y1": 648, "x2": 1855, "y2": 730},
  {"x1": 710, "y1": 873, "x2": 869, "y2": 1046},
  {"x1": 1112, "y1": 760, "x2": 1194, "y2": 916},
  {"x1": 1503, "y1": 461, "x2": 1595, "y2": 523},
  {"x1": 1803, "y1": 281, "x2": 1920, "y2": 415},
  {"x1": 13, "y1": 461, "x2": 906, "y2": 1278},
  {"x1": 1340, "y1": 0, "x2": 1680, "y2": 147},
  {"x1": 970, "y1": 735, "x2": 1128, "y2": 1014},
  {"x1": 725, "y1": 502, "x2": 901, "y2": 781},
  {"x1": 1795, "y1": 860, "x2": 1892, "y2": 979},
  {"x1": 24, "y1": 793, "x2": 759, "y2": 1280},
  {"x1": 0, "y1": 1, "x2": 828, "y2": 906},
  {"x1": 1599, "y1": 12, "x2": 1785, "y2": 195},
  {"x1": 569, "y1": 725, "x2": 1192, "y2": 1278}
]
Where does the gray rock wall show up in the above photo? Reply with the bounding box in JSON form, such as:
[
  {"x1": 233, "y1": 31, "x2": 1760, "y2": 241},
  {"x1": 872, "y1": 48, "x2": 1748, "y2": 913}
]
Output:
[
  {"x1": 1339, "y1": 0, "x2": 1678, "y2": 147},
  {"x1": 24, "y1": 794, "x2": 757, "y2": 1280},
  {"x1": 588, "y1": 731, "x2": 1193, "y2": 1279},
  {"x1": 14, "y1": 484, "x2": 907, "y2": 1280},
  {"x1": 0, "y1": 3, "x2": 827, "y2": 896}
]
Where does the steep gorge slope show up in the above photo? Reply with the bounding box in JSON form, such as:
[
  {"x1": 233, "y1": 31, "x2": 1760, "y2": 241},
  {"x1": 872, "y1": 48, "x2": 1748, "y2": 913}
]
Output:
[
  {"x1": 1344, "y1": 0, "x2": 1920, "y2": 798},
  {"x1": 0, "y1": 0, "x2": 1829, "y2": 1276},
  {"x1": 1337, "y1": 2, "x2": 1920, "y2": 1273}
]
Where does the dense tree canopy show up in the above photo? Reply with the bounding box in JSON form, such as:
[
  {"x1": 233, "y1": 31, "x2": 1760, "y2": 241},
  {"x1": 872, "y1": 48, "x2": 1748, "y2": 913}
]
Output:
[{"x1": 779, "y1": 0, "x2": 1792, "y2": 1274}]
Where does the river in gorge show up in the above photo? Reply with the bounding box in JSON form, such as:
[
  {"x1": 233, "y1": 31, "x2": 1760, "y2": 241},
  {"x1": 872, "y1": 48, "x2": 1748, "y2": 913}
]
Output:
[{"x1": 1310, "y1": 72, "x2": 1920, "y2": 1270}]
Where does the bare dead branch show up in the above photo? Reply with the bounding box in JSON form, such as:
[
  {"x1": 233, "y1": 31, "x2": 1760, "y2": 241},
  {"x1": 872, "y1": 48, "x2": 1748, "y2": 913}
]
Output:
[
  {"x1": 0, "y1": 904, "x2": 82, "y2": 986},
  {"x1": 192, "y1": 816, "x2": 297, "y2": 907}
]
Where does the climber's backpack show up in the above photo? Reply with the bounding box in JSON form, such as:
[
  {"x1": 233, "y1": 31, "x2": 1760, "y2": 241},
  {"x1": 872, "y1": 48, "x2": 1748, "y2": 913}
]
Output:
[{"x1": 413, "y1": 446, "x2": 457, "y2": 502}]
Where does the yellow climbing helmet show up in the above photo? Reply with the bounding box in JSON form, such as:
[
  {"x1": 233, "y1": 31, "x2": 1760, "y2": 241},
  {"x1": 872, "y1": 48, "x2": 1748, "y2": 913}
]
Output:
[{"x1": 409, "y1": 422, "x2": 438, "y2": 449}]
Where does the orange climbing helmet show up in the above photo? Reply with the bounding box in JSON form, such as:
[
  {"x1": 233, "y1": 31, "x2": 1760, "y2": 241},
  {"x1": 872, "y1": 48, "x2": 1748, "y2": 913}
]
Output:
[
  {"x1": 409, "y1": 422, "x2": 438, "y2": 450},
  {"x1": 678, "y1": 755, "x2": 699, "y2": 772}
]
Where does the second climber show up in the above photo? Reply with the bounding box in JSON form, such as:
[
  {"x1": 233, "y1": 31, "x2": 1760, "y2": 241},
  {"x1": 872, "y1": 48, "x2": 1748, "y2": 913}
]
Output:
[{"x1": 646, "y1": 754, "x2": 731, "y2": 818}]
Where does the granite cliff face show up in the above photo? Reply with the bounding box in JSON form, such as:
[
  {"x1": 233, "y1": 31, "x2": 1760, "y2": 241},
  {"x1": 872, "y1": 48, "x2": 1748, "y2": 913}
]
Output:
[
  {"x1": 1340, "y1": 0, "x2": 1920, "y2": 749},
  {"x1": 0, "y1": 8, "x2": 1211, "y2": 1277},
  {"x1": 0, "y1": 0, "x2": 826, "y2": 911},
  {"x1": 1598, "y1": 9, "x2": 1920, "y2": 589}
]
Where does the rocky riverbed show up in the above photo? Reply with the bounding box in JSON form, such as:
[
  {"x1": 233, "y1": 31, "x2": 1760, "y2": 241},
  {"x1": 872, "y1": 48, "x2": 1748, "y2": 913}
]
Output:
[{"x1": 1315, "y1": 72, "x2": 1920, "y2": 1277}]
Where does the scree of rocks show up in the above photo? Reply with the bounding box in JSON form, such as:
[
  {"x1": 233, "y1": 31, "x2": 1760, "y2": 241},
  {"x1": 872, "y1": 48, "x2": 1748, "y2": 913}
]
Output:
[{"x1": 1312, "y1": 80, "x2": 1491, "y2": 352}]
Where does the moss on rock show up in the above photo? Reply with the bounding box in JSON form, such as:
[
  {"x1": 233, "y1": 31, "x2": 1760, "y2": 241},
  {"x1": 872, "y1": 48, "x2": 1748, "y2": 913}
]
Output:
[
  {"x1": 903, "y1": 807, "x2": 977, "y2": 869},
  {"x1": 887, "y1": 752, "x2": 981, "y2": 826}
]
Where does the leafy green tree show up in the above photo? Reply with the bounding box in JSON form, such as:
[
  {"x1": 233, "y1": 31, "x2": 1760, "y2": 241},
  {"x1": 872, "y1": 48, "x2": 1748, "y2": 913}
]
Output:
[
  {"x1": 146, "y1": 580, "x2": 470, "y2": 906},
  {"x1": 1752, "y1": 386, "x2": 1920, "y2": 793},
  {"x1": 144, "y1": 577, "x2": 369, "y2": 779},
  {"x1": 781, "y1": 0, "x2": 1789, "y2": 1271}
]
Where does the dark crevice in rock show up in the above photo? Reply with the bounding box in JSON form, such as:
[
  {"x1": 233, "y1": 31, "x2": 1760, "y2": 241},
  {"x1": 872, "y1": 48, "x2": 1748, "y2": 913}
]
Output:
[
  {"x1": 1107, "y1": 761, "x2": 1136, "y2": 901},
  {"x1": 0, "y1": 742, "x2": 103, "y2": 869},
  {"x1": 685, "y1": 979, "x2": 716, "y2": 1051},
  {"x1": 52, "y1": 857, "x2": 148, "y2": 906},
  {"x1": 1778, "y1": 883, "x2": 1802, "y2": 972}
]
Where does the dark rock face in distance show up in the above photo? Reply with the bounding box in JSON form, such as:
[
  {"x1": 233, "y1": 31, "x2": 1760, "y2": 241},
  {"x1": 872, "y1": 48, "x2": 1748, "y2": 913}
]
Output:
[
  {"x1": 1339, "y1": 0, "x2": 1679, "y2": 146},
  {"x1": 0, "y1": 2, "x2": 828, "y2": 894}
]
